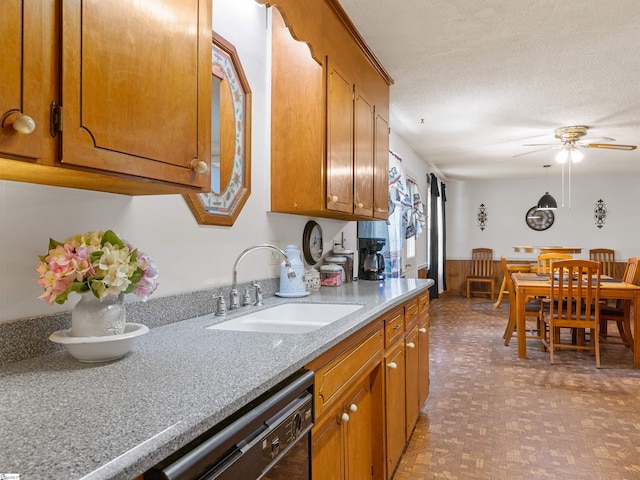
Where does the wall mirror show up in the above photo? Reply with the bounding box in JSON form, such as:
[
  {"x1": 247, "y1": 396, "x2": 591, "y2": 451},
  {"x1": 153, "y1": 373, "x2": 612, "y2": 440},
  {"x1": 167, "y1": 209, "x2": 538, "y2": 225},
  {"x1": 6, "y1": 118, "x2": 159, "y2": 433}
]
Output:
[{"x1": 184, "y1": 32, "x2": 251, "y2": 226}]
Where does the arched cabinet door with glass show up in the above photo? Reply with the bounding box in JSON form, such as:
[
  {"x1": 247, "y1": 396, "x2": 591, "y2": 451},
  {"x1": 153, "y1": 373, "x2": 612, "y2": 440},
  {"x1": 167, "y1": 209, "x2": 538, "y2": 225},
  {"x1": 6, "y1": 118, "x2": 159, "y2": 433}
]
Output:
[{"x1": 184, "y1": 32, "x2": 251, "y2": 226}]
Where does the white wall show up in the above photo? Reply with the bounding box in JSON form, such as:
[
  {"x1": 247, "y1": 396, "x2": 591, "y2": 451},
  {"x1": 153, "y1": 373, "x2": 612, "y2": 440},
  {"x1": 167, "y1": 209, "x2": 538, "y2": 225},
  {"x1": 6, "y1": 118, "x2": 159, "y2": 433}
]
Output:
[{"x1": 446, "y1": 172, "x2": 640, "y2": 261}]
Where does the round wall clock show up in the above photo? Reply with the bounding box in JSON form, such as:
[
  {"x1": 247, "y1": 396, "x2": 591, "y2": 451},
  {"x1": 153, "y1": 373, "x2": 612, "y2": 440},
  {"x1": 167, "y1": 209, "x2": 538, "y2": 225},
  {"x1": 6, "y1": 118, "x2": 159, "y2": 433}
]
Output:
[
  {"x1": 302, "y1": 220, "x2": 323, "y2": 264},
  {"x1": 525, "y1": 206, "x2": 554, "y2": 231}
]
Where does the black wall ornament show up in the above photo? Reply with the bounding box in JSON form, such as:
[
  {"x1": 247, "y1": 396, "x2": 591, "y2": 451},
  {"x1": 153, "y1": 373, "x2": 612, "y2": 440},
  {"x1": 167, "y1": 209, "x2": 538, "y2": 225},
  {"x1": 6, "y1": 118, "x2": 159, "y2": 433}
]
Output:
[
  {"x1": 477, "y1": 203, "x2": 488, "y2": 230},
  {"x1": 594, "y1": 199, "x2": 607, "y2": 229}
]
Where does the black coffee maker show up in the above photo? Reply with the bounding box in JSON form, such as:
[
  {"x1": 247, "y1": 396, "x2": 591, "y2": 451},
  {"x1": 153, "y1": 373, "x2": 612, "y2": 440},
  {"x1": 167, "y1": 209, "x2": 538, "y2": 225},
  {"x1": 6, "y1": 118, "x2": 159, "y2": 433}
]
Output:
[{"x1": 358, "y1": 238, "x2": 386, "y2": 280}]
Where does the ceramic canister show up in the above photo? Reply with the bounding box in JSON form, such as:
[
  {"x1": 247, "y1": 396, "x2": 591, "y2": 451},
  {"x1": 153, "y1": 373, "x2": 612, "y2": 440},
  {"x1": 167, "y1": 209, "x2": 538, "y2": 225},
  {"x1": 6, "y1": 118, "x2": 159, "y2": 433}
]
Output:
[{"x1": 280, "y1": 244, "x2": 306, "y2": 293}]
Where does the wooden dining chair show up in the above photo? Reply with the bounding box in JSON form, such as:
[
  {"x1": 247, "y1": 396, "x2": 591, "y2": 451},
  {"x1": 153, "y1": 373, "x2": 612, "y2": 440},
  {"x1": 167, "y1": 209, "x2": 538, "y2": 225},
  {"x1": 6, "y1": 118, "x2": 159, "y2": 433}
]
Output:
[
  {"x1": 466, "y1": 248, "x2": 495, "y2": 299},
  {"x1": 590, "y1": 248, "x2": 615, "y2": 277},
  {"x1": 536, "y1": 252, "x2": 573, "y2": 274},
  {"x1": 599, "y1": 256, "x2": 640, "y2": 350},
  {"x1": 541, "y1": 259, "x2": 601, "y2": 367},
  {"x1": 500, "y1": 257, "x2": 542, "y2": 346}
]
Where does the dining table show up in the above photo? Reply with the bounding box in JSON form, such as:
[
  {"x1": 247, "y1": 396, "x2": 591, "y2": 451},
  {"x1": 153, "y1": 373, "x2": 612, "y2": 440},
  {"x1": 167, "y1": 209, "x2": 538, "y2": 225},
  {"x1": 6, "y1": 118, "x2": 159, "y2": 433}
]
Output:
[
  {"x1": 513, "y1": 246, "x2": 583, "y2": 254},
  {"x1": 512, "y1": 272, "x2": 640, "y2": 368}
]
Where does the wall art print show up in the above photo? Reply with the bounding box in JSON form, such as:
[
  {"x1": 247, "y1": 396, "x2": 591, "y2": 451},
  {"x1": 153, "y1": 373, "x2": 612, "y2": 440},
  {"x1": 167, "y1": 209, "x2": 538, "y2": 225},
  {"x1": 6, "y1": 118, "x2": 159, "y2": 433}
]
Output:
[
  {"x1": 594, "y1": 199, "x2": 607, "y2": 229},
  {"x1": 477, "y1": 203, "x2": 488, "y2": 230}
]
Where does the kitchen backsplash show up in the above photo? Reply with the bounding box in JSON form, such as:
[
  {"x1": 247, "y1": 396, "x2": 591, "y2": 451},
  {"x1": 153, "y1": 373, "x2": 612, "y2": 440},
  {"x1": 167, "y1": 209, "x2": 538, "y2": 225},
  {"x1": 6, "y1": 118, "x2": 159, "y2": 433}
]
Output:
[{"x1": 0, "y1": 277, "x2": 279, "y2": 365}]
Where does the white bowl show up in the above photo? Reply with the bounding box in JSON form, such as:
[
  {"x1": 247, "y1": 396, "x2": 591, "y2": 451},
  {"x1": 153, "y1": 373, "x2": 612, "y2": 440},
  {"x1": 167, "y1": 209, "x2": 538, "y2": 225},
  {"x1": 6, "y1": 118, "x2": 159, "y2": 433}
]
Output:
[{"x1": 49, "y1": 323, "x2": 149, "y2": 363}]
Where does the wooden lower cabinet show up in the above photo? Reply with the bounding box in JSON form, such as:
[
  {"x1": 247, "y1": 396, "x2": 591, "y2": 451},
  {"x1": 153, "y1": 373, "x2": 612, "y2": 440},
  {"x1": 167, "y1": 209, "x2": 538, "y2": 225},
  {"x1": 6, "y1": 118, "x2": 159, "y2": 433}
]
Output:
[
  {"x1": 404, "y1": 325, "x2": 420, "y2": 439},
  {"x1": 418, "y1": 291, "x2": 431, "y2": 407},
  {"x1": 384, "y1": 340, "x2": 406, "y2": 478},
  {"x1": 308, "y1": 291, "x2": 430, "y2": 480},
  {"x1": 312, "y1": 375, "x2": 378, "y2": 480},
  {"x1": 418, "y1": 314, "x2": 430, "y2": 407}
]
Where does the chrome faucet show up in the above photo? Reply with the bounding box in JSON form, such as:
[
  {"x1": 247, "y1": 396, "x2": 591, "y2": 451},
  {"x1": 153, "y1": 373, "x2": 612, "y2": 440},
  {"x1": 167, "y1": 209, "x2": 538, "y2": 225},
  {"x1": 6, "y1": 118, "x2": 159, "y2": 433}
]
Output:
[{"x1": 229, "y1": 244, "x2": 296, "y2": 309}]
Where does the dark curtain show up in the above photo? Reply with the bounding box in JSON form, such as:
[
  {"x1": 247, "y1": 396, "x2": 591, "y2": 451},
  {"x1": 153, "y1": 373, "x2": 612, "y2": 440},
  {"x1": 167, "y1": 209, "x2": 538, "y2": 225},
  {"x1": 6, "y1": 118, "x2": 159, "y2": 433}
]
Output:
[
  {"x1": 427, "y1": 173, "x2": 440, "y2": 298},
  {"x1": 440, "y1": 181, "x2": 447, "y2": 290}
]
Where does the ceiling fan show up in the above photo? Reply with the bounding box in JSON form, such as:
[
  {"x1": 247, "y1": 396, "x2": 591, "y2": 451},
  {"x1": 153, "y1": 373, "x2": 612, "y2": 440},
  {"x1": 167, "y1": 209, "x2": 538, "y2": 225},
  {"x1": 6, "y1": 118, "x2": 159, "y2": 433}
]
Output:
[{"x1": 514, "y1": 125, "x2": 637, "y2": 161}]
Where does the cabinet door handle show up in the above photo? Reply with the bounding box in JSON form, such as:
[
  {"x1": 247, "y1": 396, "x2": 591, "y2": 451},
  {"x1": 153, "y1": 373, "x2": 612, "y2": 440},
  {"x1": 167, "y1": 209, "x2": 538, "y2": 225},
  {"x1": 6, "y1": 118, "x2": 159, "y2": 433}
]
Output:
[
  {"x1": 406, "y1": 342, "x2": 415, "y2": 349},
  {"x1": 6, "y1": 113, "x2": 36, "y2": 134},
  {"x1": 349, "y1": 403, "x2": 358, "y2": 413},
  {"x1": 341, "y1": 412, "x2": 350, "y2": 422},
  {"x1": 190, "y1": 159, "x2": 208, "y2": 174},
  {"x1": 393, "y1": 324, "x2": 402, "y2": 330},
  {"x1": 387, "y1": 361, "x2": 397, "y2": 369},
  {"x1": 376, "y1": 207, "x2": 385, "y2": 213},
  {"x1": 419, "y1": 327, "x2": 427, "y2": 333},
  {"x1": 329, "y1": 194, "x2": 339, "y2": 203},
  {"x1": 355, "y1": 202, "x2": 363, "y2": 208}
]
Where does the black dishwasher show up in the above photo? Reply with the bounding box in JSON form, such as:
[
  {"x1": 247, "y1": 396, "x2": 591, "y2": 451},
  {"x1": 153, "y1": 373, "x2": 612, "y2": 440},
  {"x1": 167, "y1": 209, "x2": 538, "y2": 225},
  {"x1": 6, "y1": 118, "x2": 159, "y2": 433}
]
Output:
[{"x1": 145, "y1": 369, "x2": 314, "y2": 480}]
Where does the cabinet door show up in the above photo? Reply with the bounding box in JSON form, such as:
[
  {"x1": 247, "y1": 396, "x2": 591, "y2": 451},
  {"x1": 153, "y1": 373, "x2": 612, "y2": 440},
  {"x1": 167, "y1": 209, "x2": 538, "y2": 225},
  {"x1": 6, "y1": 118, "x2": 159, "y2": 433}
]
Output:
[
  {"x1": 385, "y1": 341, "x2": 406, "y2": 478},
  {"x1": 326, "y1": 62, "x2": 354, "y2": 214},
  {"x1": 60, "y1": 0, "x2": 211, "y2": 189},
  {"x1": 344, "y1": 380, "x2": 373, "y2": 479},
  {"x1": 312, "y1": 414, "x2": 344, "y2": 480},
  {"x1": 418, "y1": 315, "x2": 430, "y2": 407},
  {"x1": 353, "y1": 88, "x2": 374, "y2": 217},
  {"x1": 405, "y1": 326, "x2": 420, "y2": 439},
  {"x1": 373, "y1": 112, "x2": 389, "y2": 219},
  {"x1": 0, "y1": 0, "x2": 44, "y2": 160}
]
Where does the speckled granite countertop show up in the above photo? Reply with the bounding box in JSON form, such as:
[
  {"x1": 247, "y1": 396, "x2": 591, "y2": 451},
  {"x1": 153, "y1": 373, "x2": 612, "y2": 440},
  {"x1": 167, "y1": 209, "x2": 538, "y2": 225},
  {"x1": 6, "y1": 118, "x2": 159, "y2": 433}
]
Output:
[{"x1": 0, "y1": 278, "x2": 431, "y2": 480}]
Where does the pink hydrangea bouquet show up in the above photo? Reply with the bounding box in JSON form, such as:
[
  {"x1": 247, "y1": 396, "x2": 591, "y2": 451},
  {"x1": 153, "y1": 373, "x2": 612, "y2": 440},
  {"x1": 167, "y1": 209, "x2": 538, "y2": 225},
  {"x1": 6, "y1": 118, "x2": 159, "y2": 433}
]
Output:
[{"x1": 36, "y1": 230, "x2": 158, "y2": 305}]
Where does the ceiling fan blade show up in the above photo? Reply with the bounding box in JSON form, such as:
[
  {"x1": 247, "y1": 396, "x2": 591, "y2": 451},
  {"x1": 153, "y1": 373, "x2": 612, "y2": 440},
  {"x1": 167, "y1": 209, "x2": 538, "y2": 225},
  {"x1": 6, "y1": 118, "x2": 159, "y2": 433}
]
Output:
[
  {"x1": 512, "y1": 147, "x2": 554, "y2": 158},
  {"x1": 521, "y1": 143, "x2": 559, "y2": 147},
  {"x1": 586, "y1": 143, "x2": 637, "y2": 150},
  {"x1": 581, "y1": 136, "x2": 615, "y2": 143}
]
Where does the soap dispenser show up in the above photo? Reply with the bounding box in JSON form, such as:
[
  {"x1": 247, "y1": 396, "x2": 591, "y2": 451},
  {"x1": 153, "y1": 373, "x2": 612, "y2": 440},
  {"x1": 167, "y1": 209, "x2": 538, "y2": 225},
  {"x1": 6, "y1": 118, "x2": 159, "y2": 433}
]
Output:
[{"x1": 276, "y1": 244, "x2": 307, "y2": 297}]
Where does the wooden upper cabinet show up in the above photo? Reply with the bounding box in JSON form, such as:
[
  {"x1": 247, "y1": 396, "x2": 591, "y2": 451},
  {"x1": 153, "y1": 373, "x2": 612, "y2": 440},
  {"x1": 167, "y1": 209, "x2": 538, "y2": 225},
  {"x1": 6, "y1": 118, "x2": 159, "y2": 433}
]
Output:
[
  {"x1": 373, "y1": 112, "x2": 390, "y2": 219},
  {"x1": 354, "y1": 88, "x2": 375, "y2": 217},
  {"x1": 0, "y1": 0, "x2": 44, "y2": 161},
  {"x1": 326, "y1": 62, "x2": 355, "y2": 215},
  {"x1": 60, "y1": 0, "x2": 211, "y2": 190},
  {"x1": 265, "y1": 0, "x2": 392, "y2": 221},
  {"x1": 0, "y1": 0, "x2": 212, "y2": 195}
]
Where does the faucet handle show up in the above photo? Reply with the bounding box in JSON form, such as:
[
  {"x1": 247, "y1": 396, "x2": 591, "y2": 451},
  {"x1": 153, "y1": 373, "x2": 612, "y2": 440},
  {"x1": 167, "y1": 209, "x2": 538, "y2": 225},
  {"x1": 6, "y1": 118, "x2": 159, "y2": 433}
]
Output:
[
  {"x1": 252, "y1": 281, "x2": 263, "y2": 306},
  {"x1": 229, "y1": 288, "x2": 240, "y2": 310},
  {"x1": 215, "y1": 292, "x2": 228, "y2": 316},
  {"x1": 241, "y1": 287, "x2": 252, "y2": 306}
]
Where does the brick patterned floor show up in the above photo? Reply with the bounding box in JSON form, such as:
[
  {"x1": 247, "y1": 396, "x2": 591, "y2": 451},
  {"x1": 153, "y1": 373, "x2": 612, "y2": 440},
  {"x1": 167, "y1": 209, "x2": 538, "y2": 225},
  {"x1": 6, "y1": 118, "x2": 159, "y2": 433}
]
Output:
[{"x1": 393, "y1": 295, "x2": 640, "y2": 480}]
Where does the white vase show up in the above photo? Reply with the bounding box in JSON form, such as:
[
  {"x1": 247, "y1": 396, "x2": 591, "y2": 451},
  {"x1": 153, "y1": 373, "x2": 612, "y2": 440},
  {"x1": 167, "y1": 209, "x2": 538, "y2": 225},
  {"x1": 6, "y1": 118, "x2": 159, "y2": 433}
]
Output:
[{"x1": 71, "y1": 292, "x2": 126, "y2": 337}]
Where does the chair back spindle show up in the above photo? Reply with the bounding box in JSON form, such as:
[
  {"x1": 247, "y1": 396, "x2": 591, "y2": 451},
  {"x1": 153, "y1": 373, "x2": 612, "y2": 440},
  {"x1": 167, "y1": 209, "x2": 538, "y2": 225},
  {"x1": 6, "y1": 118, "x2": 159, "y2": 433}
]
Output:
[
  {"x1": 537, "y1": 252, "x2": 572, "y2": 274},
  {"x1": 589, "y1": 248, "x2": 615, "y2": 278}
]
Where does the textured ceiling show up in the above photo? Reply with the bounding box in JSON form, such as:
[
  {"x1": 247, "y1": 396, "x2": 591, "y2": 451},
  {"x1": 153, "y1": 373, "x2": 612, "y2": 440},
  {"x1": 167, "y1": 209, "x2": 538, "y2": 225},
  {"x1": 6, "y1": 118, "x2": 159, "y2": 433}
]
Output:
[{"x1": 337, "y1": 0, "x2": 640, "y2": 180}]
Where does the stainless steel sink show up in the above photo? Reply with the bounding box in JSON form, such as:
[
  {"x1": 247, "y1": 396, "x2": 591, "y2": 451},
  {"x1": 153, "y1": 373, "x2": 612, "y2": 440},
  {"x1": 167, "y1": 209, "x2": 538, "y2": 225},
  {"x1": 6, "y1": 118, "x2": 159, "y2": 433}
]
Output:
[{"x1": 207, "y1": 303, "x2": 363, "y2": 334}]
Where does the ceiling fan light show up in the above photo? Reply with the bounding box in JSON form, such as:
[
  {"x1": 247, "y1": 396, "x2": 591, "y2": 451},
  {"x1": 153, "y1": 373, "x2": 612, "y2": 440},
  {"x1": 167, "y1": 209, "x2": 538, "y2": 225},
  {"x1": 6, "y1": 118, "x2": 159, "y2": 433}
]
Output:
[
  {"x1": 555, "y1": 149, "x2": 569, "y2": 164},
  {"x1": 570, "y1": 148, "x2": 584, "y2": 163},
  {"x1": 537, "y1": 192, "x2": 558, "y2": 210}
]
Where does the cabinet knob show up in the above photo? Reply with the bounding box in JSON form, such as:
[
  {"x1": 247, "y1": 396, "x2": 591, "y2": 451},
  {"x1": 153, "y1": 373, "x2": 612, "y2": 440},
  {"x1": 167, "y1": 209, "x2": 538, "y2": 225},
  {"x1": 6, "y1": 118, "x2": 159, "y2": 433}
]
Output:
[
  {"x1": 419, "y1": 327, "x2": 427, "y2": 333},
  {"x1": 12, "y1": 114, "x2": 36, "y2": 134},
  {"x1": 190, "y1": 159, "x2": 208, "y2": 174},
  {"x1": 406, "y1": 342, "x2": 415, "y2": 349},
  {"x1": 349, "y1": 403, "x2": 358, "y2": 413},
  {"x1": 355, "y1": 202, "x2": 363, "y2": 209},
  {"x1": 329, "y1": 194, "x2": 339, "y2": 203},
  {"x1": 376, "y1": 207, "x2": 385, "y2": 213},
  {"x1": 387, "y1": 361, "x2": 397, "y2": 369},
  {"x1": 341, "y1": 412, "x2": 350, "y2": 422}
]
